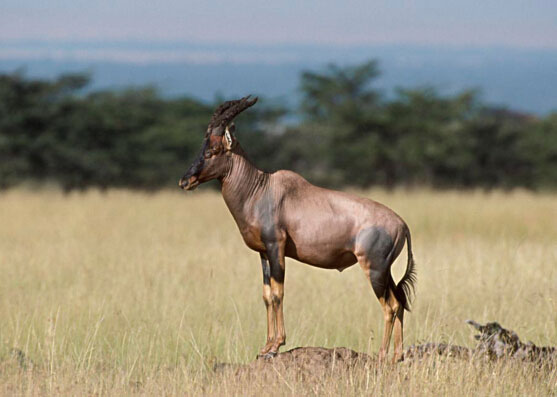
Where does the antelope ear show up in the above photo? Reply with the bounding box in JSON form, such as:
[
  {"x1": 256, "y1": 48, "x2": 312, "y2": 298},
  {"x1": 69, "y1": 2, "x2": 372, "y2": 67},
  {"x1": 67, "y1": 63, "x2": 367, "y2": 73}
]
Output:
[{"x1": 223, "y1": 124, "x2": 236, "y2": 150}]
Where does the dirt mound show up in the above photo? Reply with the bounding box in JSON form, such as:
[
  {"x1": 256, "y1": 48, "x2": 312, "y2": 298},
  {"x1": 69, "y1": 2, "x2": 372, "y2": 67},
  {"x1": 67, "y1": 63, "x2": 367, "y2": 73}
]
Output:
[
  {"x1": 214, "y1": 347, "x2": 375, "y2": 380},
  {"x1": 214, "y1": 320, "x2": 556, "y2": 380}
]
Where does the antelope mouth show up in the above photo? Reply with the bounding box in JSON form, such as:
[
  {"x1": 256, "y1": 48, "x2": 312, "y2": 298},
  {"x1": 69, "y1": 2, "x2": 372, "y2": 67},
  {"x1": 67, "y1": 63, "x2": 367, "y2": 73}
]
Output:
[{"x1": 179, "y1": 176, "x2": 200, "y2": 191}]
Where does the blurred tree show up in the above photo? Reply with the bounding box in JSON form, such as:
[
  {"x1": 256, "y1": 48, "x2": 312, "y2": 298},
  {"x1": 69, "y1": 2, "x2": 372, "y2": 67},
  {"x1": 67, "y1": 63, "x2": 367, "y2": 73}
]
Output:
[
  {"x1": 0, "y1": 71, "x2": 89, "y2": 188},
  {"x1": 0, "y1": 65, "x2": 556, "y2": 191},
  {"x1": 298, "y1": 61, "x2": 389, "y2": 187},
  {"x1": 386, "y1": 88, "x2": 480, "y2": 187},
  {"x1": 0, "y1": 72, "x2": 214, "y2": 190},
  {"x1": 517, "y1": 112, "x2": 557, "y2": 189}
]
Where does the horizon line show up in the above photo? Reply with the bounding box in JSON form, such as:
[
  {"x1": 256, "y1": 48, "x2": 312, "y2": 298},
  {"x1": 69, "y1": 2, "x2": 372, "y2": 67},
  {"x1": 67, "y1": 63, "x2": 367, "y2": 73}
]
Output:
[{"x1": 2, "y1": 38, "x2": 557, "y2": 52}]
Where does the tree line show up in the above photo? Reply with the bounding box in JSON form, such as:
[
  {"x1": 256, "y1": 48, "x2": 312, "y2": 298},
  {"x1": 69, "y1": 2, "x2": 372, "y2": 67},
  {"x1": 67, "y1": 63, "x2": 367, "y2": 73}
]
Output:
[{"x1": 1, "y1": 61, "x2": 556, "y2": 191}]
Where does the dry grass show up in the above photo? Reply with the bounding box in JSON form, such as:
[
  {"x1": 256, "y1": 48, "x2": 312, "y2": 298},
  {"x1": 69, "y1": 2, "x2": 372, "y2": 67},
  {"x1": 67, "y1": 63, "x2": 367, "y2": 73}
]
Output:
[{"x1": 0, "y1": 187, "x2": 556, "y2": 395}]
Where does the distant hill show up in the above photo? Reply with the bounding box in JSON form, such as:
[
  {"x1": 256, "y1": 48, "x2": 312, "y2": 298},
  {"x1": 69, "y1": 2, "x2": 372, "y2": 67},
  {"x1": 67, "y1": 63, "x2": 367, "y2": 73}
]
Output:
[{"x1": 1, "y1": 41, "x2": 556, "y2": 114}]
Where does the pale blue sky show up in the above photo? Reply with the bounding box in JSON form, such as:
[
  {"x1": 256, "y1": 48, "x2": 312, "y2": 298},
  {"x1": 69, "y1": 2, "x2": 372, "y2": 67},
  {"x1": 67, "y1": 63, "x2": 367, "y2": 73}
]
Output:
[{"x1": 2, "y1": 0, "x2": 557, "y2": 48}]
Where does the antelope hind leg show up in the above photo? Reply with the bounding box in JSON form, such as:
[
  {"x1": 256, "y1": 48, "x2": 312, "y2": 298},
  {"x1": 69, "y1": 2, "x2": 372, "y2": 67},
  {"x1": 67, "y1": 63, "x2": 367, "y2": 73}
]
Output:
[{"x1": 392, "y1": 304, "x2": 404, "y2": 363}]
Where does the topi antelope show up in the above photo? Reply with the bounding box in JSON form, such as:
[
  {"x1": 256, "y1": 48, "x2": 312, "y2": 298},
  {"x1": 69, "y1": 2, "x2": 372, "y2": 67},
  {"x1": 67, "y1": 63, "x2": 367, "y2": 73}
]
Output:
[{"x1": 179, "y1": 96, "x2": 416, "y2": 362}]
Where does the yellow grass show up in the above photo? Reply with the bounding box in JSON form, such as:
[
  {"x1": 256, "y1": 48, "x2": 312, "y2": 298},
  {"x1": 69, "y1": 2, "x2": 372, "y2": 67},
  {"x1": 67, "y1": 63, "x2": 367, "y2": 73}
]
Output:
[{"x1": 0, "y1": 187, "x2": 556, "y2": 395}]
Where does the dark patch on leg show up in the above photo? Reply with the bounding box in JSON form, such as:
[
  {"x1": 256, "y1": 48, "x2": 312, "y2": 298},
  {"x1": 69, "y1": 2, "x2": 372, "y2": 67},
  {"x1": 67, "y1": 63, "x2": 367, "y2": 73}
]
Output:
[
  {"x1": 360, "y1": 226, "x2": 395, "y2": 268},
  {"x1": 260, "y1": 254, "x2": 271, "y2": 286},
  {"x1": 267, "y1": 243, "x2": 285, "y2": 283},
  {"x1": 369, "y1": 269, "x2": 388, "y2": 299},
  {"x1": 357, "y1": 226, "x2": 395, "y2": 299}
]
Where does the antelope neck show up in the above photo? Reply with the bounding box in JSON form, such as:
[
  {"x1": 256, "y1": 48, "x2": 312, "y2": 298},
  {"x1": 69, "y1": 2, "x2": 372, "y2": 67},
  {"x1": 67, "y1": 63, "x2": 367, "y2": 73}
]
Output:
[{"x1": 220, "y1": 148, "x2": 270, "y2": 212}]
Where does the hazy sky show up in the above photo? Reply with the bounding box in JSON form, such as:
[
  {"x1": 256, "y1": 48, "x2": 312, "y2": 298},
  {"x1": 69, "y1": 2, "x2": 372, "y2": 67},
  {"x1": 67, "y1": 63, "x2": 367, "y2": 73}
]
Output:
[{"x1": 2, "y1": 0, "x2": 557, "y2": 48}]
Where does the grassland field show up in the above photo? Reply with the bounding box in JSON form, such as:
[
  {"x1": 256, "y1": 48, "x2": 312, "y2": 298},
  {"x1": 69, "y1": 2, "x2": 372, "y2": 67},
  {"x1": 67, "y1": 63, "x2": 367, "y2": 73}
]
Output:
[{"x1": 0, "y1": 187, "x2": 556, "y2": 395}]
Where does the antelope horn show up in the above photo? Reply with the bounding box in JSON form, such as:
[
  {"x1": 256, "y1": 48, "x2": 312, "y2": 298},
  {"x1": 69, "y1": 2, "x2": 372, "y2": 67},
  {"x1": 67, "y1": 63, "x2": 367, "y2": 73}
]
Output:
[{"x1": 207, "y1": 95, "x2": 258, "y2": 136}]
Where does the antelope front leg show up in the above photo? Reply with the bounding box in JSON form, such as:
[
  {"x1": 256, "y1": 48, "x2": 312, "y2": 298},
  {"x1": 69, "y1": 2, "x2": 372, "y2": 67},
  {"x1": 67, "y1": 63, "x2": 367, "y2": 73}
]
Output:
[
  {"x1": 269, "y1": 276, "x2": 285, "y2": 354},
  {"x1": 265, "y1": 241, "x2": 286, "y2": 357},
  {"x1": 258, "y1": 254, "x2": 276, "y2": 357}
]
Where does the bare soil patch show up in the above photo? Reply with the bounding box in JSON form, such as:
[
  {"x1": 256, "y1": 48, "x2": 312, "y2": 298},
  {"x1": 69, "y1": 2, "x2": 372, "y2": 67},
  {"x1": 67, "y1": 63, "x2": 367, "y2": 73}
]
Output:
[
  {"x1": 214, "y1": 320, "x2": 556, "y2": 380},
  {"x1": 214, "y1": 346, "x2": 375, "y2": 380}
]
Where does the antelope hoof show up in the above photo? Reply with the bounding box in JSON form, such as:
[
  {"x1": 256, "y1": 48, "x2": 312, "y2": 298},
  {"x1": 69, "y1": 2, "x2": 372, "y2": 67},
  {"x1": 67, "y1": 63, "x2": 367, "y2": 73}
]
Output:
[
  {"x1": 258, "y1": 341, "x2": 274, "y2": 357},
  {"x1": 257, "y1": 351, "x2": 277, "y2": 360},
  {"x1": 392, "y1": 354, "x2": 404, "y2": 364}
]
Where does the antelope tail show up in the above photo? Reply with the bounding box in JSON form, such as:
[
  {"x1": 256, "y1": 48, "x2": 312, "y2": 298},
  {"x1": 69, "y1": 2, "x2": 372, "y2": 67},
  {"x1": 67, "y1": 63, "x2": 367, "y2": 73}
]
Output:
[{"x1": 395, "y1": 227, "x2": 417, "y2": 311}]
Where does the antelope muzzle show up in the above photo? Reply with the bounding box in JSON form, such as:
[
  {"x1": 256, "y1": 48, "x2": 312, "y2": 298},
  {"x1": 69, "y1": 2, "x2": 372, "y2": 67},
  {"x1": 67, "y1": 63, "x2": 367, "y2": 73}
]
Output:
[
  {"x1": 179, "y1": 174, "x2": 200, "y2": 190},
  {"x1": 180, "y1": 140, "x2": 208, "y2": 191}
]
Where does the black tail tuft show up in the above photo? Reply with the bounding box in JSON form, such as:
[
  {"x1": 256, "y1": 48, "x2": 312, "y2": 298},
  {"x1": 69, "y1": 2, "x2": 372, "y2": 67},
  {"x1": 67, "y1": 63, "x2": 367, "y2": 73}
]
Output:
[{"x1": 395, "y1": 228, "x2": 417, "y2": 311}]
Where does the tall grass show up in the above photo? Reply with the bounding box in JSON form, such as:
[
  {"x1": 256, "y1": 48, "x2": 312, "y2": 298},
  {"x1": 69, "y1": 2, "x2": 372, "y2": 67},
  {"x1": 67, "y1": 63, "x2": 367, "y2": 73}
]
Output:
[{"x1": 0, "y1": 188, "x2": 555, "y2": 395}]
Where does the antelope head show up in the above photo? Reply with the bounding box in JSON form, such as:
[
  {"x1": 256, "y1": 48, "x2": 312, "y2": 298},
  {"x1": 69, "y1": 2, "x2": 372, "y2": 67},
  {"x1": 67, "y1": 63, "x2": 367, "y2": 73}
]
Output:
[{"x1": 179, "y1": 96, "x2": 257, "y2": 190}]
